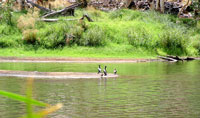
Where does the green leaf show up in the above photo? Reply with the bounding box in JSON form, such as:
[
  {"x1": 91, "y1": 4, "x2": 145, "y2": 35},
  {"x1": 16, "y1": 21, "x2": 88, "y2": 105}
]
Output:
[{"x1": 0, "y1": 90, "x2": 48, "y2": 107}]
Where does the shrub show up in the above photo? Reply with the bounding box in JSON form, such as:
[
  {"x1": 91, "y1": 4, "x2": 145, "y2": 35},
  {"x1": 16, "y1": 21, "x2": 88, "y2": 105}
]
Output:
[
  {"x1": 22, "y1": 29, "x2": 38, "y2": 44},
  {"x1": 0, "y1": 35, "x2": 22, "y2": 48},
  {"x1": 127, "y1": 27, "x2": 154, "y2": 48},
  {"x1": 0, "y1": 3, "x2": 13, "y2": 25},
  {"x1": 17, "y1": 10, "x2": 39, "y2": 31},
  {"x1": 17, "y1": 10, "x2": 39, "y2": 44},
  {"x1": 159, "y1": 30, "x2": 189, "y2": 55},
  {"x1": 38, "y1": 25, "x2": 66, "y2": 48},
  {"x1": 81, "y1": 26, "x2": 106, "y2": 46},
  {"x1": 192, "y1": 35, "x2": 200, "y2": 55},
  {"x1": 0, "y1": 24, "x2": 22, "y2": 48}
]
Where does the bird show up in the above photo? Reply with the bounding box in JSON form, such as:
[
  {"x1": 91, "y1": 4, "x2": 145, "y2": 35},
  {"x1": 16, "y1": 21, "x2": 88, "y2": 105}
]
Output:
[
  {"x1": 114, "y1": 68, "x2": 117, "y2": 75},
  {"x1": 103, "y1": 66, "x2": 107, "y2": 76},
  {"x1": 98, "y1": 65, "x2": 101, "y2": 74}
]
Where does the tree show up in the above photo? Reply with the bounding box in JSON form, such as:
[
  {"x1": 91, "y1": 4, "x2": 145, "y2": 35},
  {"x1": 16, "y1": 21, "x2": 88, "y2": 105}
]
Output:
[{"x1": 156, "y1": 0, "x2": 165, "y2": 13}]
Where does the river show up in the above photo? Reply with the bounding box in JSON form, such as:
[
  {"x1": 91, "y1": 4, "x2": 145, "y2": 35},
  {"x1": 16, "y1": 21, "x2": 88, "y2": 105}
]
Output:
[{"x1": 0, "y1": 61, "x2": 200, "y2": 118}]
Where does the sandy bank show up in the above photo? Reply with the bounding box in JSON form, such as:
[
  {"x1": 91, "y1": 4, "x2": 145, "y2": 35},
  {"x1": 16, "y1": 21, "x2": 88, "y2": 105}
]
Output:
[
  {"x1": 0, "y1": 70, "x2": 118, "y2": 79},
  {"x1": 0, "y1": 57, "x2": 161, "y2": 63}
]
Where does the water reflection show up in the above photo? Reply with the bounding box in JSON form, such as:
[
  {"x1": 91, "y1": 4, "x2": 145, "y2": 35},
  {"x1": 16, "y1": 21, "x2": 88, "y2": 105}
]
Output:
[{"x1": 0, "y1": 61, "x2": 200, "y2": 118}]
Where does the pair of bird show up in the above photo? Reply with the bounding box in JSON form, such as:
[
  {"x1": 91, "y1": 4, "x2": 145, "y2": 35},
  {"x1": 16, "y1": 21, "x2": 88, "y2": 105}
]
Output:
[{"x1": 98, "y1": 65, "x2": 117, "y2": 76}]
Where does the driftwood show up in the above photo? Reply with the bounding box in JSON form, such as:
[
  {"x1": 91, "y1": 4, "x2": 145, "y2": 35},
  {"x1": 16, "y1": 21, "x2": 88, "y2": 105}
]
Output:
[
  {"x1": 42, "y1": 2, "x2": 83, "y2": 18},
  {"x1": 40, "y1": 14, "x2": 93, "y2": 22},
  {"x1": 158, "y1": 55, "x2": 198, "y2": 62},
  {"x1": 26, "y1": 0, "x2": 52, "y2": 12},
  {"x1": 158, "y1": 56, "x2": 178, "y2": 62}
]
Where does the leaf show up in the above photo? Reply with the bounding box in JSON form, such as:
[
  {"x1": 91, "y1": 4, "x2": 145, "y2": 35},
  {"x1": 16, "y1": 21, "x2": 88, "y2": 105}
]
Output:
[
  {"x1": 0, "y1": 90, "x2": 48, "y2": 107},
  {"x1": 21, "y1": 103, "x2": 63, "y2": 118}
]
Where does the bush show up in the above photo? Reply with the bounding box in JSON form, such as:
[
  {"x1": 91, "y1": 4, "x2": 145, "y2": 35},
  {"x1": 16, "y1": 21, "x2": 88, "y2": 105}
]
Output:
[
  {"x1": 81, "y1": 26, "x2": 106, "y2": 46},
  {"x1": 0, "y1": 3, "x2": 13, "y2": 25},
  {"x1": 22, "y1": 29, "x2": 38, "y2": 44},
  {"x1": 17, "y1": 10, "x2": 39, "y2": 44},
  {"x1": 127, "y1": 26, "x2": 154, "y2": 48},
  {"x1": 192, "y1": 35, "x2": 200, "y2": 55},
  {"x1": 0, "y1": 24, "x2": 22, "y2": 48},
  {"x1": 38, "y1": 24, "x2": 67, "y2": 48},
  {"x1": 0, "y1": 35, "x2": 22, "y2": 48},
  {"x1": 159, "y1": 30, "x2": 189, "y2": 55}
]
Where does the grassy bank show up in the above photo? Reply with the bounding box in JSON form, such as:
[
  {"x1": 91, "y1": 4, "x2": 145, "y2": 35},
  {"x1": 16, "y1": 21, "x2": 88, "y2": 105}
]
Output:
[{"x1": 0, "y1": 8, "x2": 200, "y2": 58}]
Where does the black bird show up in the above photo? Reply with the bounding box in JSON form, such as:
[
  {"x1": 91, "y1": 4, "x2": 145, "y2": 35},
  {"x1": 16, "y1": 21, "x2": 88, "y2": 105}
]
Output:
[
  {"x1": 98, "y1": 65, "x2": 101, "y2": 74},
  {"x1": 114, "y1": 68, "x2": 117, "y2": 75},
  {"x1": 103, "y1": 66, "x2": 107, "y2": 76}
]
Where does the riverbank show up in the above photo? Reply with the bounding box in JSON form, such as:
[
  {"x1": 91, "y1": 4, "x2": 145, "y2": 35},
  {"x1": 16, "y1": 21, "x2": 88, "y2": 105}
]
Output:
[
  {"x1": 0, "y1": 56, "x2": 161, "y2": 63},
  {"x1": 1, "y1": 9, "x2": 200, "y2": 57}
]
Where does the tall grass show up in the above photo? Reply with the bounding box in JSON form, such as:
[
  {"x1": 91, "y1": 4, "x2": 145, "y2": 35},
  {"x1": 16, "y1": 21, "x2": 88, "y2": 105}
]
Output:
[{"x1": 17, "y1": 10, "x2": 39, "y2": 44}]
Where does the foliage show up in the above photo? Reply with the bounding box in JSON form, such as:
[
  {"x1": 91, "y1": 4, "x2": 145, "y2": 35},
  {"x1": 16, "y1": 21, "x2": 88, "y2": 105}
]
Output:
[
  {"x1": 127, "y1": 26, "x2": 154, "y2": 48},
  {"x1": 81, "y1": 25, "x2": 106, "y2": 46},
  {"x1": 159, "y1": 30, "x2": 189, "y2": 55},
  {"x1": 0, "y1": 2, "x2": 13, "y2": 25},
  {"x1": 0, "y1": 23, "x2": 22, "y2": 48},
  {"x1": 17, "y1": 10, "x2": 39, "y2": 44},
  {"x1": 0, "y1": 9, "x2": 200, "y2": 57},
  {"x1": 0, "y1": 78, "x2": 62, "y2": 118},
  {"x1": 0, "y1": 90, "x2": 47, "y2": 107}
]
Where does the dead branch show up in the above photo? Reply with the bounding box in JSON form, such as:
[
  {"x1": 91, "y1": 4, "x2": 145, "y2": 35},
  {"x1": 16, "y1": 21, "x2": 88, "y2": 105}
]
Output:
[
  {"x1": 42, "y1": 2, "x2": 83, "y2": 18},
  {"x1": 80, "y1": 14, "x2": 93, "y2": 22},
  {"x1": 158, "y1": 56, "x2": 178, "y2": 62},
  {"x1": 26, "y1": 0, "x2": 52, "y2": 12},
  {"x1": 39, "y1": 18, "x2": 79, "y2": 22},
  {"x1": 178, "y1": 0, "x2": 190, "y2": 17},
  {"x1": 40, "y1": 14, "x2": 93, "y2": 22},
  {"x1": 158, "y1": 55, "x2": 199, "y2": 62}
]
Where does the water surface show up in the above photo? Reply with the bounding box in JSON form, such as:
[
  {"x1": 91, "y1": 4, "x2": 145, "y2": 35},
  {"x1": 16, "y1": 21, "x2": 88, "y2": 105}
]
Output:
[{"x1": 0, "y1": 61, "x2": 200, "y2": 118}]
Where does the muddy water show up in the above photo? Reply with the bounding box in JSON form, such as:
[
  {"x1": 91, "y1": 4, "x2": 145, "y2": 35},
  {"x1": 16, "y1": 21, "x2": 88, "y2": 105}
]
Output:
[{"x1": 0, "y1": 61, "x2": 200, "y2": 118}]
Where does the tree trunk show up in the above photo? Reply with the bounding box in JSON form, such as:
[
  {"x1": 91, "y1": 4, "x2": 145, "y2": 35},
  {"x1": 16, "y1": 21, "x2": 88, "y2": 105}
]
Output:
[
  {"x1": 160, "y1": 0, "x2": 164, "y2": 13},
  {"x1": 156, "y1": 0, "x2": 160, "y2": 10}
]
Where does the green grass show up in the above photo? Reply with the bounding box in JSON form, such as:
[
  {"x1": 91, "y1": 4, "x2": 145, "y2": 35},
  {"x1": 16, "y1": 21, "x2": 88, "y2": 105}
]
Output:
[
  {"x1": 0, "y1": 46, "x2": 156, "y2": 58},
  {"x1": 0, "y1": 8, "x2": 200, "y2": 58}
]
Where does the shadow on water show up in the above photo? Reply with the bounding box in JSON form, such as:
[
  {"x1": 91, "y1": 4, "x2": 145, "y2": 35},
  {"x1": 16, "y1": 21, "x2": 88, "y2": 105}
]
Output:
[{"x1": 0, "y1": 61, "x2": 200, "y2": 118}]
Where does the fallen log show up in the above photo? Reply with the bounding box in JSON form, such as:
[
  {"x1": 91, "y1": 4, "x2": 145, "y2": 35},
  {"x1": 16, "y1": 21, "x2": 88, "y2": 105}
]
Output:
[
  {"x1": 184, "y1": 57, "x2": 195, "y2": 61},
  {"x1": 158, "y1": 56, "x2": 178, "y2": 62},
  {"x1": 166, "y1": 55, "x2": 184, "y2": 61},
  {"x1": 40, "y1": 18, "x2": 79, "y2": 22},
  {"x1": 158, "y1": 55, "x2": 199, "y2": 62},
  {"x1": 40, "y1": 14, "x2": 93, "y2": 22},
  {"x1": 42, "y1": 2, "x2": 83, "y2": 18},
  {"x1": 26, "y1": 0, "x2": 52, "y2": 12}
]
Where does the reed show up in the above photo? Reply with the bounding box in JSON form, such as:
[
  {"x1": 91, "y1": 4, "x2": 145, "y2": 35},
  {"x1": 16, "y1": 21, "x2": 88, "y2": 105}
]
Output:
[{"x1": 0, "y1": 78, "x2": 62, "y2": 118}]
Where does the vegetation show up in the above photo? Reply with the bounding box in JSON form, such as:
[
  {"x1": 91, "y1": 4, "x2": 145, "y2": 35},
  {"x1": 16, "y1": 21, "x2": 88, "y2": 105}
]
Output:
[
  {"x1": 0, "y1": 7, "x2": 200, "y2": 57},
  {"x1": 0, "y1": 78, "x2": 62, "y2": 118}
]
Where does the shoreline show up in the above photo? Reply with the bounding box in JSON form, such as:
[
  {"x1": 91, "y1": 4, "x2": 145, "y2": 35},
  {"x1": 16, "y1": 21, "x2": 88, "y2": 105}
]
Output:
[
  {"x1": 0, "y1": 57, "x2": 162, "y2": 63},
  {"x1": 0, "y1": 70, "x2": 118, "y2": 79}
]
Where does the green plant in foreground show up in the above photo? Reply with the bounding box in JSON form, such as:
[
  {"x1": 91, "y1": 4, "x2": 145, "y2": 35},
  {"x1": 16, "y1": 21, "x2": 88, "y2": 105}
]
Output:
[{"x1": 0, "y1": 78, "x2": 62, "y2": 118}]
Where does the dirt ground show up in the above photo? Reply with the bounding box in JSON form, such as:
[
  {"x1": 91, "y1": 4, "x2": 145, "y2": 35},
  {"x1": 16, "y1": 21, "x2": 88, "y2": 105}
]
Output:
[{"x1": 0, "y1": 57, "x2": 162, "y2": 63}]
